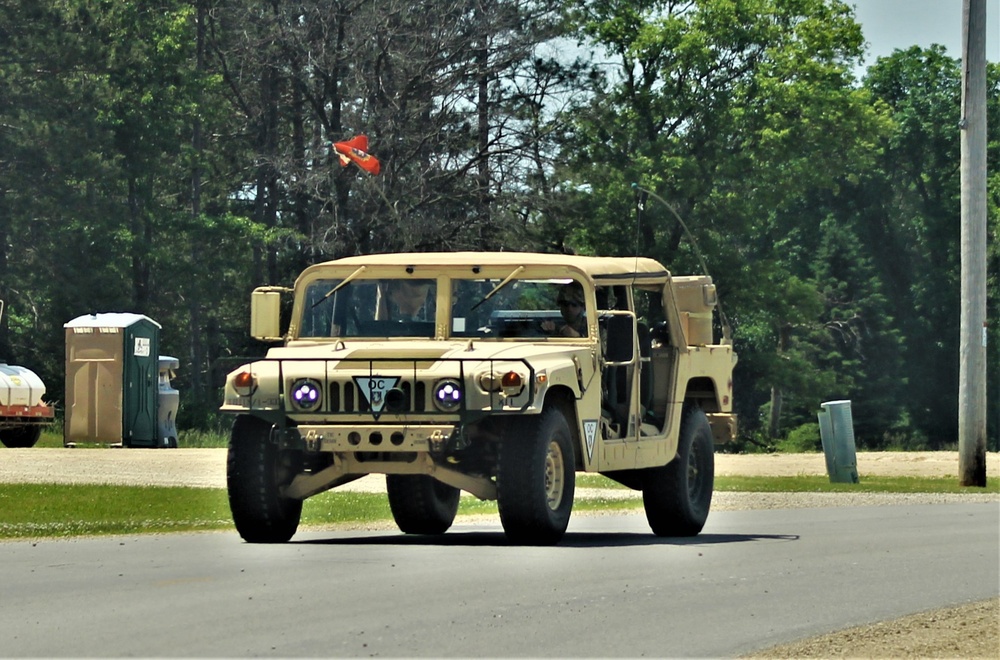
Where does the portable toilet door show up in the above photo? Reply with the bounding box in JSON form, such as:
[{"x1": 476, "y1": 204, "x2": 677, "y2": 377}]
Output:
[{"x1": 121, "y1": 318, "x2": 159, "y2": 447}]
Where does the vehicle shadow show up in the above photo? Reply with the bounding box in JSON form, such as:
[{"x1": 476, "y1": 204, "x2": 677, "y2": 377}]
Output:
[{"x1": 294, "y1": 531, "x2": 799, "y2": 548}]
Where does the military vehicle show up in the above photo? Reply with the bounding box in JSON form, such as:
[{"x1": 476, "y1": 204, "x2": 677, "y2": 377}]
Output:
[{"x1": 222, "y1": 252, "x2": 737, "y2": 544}]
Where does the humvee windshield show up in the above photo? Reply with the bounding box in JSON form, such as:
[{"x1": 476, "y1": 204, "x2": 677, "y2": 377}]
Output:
[
  {"x1": 451, "y1": 277, "x2": 586, "y2": 338},
  {"x1": 299, "y1": 276, "x2": 588, "y2": 339},
  {"x1": 301, "y1": 278, "x2": 437, "y2": 338}
]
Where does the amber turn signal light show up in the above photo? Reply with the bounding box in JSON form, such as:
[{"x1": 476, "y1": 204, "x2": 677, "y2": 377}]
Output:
[
  {"x1": 233, "y1": 371, "x2": 256, "y2": 395},
  {"x1": 501, "y1": 371, "x2": 522, "y2": 388}
]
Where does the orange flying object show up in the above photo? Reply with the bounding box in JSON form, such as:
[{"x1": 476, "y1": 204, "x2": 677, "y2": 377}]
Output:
[{"x1": 332, "y1": 135, "x2": 381, "y2": 175}]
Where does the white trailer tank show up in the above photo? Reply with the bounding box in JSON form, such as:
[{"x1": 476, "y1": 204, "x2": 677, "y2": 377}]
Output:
[{"x1": 0, "y1": 301, "x2": 55, "y2": 447}]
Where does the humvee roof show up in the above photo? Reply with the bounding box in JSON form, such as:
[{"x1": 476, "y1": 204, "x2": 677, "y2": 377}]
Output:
[{"x1": 304, "y1": 251, "x2": 670, "y2": 280}]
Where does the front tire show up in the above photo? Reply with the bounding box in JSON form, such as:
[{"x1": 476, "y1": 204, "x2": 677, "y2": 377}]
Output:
[
  {"x1": 386, "y1": 475, "x2": 460, "y2": 534},
  {"x1": 642, "y1": 406, "x2": 714, "y2": 536},
  {"x1": 227, "y1": 415, "x2": 302, "y2": 543},
  {"x1": 497, "y1": 407, "x2": 575, "y2": 545},
  {"x1": 0, "y1": 425, "x2": 42, "y2": 448}
]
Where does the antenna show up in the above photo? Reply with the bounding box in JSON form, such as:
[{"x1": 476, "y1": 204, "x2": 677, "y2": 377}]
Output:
[
  {"x1": 632, "y1": 183, "x2": 732, "y2": 343},
  {"x1": 633, "y1": 185, "x2": 646, "y2": 275}
]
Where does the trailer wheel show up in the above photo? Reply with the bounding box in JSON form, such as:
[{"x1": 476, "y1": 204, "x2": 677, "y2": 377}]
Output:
[
  {"x1": 642, "y1": 406, "x2": 714, "y2": 536},
  {"x1": 497, "y1": 407, "x2": 575, "y2": 545},
  {"x1": 0, "y1": 425, "x2": 41, "y2": 448},
  {"x1": 227, "y1": 415, "x2": 302, "y2": 543},
  {"x1": 386, "y1": 475, "x2": 460, "y2": 534}
]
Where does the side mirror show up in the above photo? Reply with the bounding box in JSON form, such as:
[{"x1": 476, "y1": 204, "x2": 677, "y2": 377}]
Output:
[
  {"x1": 250, "y1": 289, "x2": 283, "y2": 341},
  {"x1": 602, "y1": 313, "x2": 635, "y2": 364}
]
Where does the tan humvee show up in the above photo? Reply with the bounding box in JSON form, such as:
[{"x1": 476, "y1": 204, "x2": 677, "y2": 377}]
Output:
[{"x1": 222, "y1": 252, "x2": 737, "y2": 544}]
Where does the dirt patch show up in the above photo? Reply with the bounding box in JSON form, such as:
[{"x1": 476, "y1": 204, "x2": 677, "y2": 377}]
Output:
[
  {"x1": 747, "y1": 597, "x2": 1000, "y2": 659},
  {"x1": 715, "y1": 451, "x2": 1000, "y2": 479}
]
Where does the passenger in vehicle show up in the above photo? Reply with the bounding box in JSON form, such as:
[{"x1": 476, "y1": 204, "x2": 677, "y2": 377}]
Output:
[{"x1": 542, "y1": 282, "x2": 587, "y2": 337}]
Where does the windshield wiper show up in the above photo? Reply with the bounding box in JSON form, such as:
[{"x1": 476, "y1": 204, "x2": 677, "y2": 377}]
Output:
[
  {"x1": 470, "y1": 265, "x2": 524, "y2": 311},
  {"x1": 311, "y1": 265, "x2": 367, "y2": 309}
]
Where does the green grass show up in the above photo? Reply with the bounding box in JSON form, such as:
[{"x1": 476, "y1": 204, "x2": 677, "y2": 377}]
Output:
[
  {"x1": 716, "y1": 475, "x2": 1000, "y2": 494},
  {"x1": 0, "y1": 475, "x2": 994, "y2": 540},
  {"x1": 0, "y1": 484, "x2": 233, "y2": 538},
  {"x1": 580, "y1": 473, "x2": 1000, "y2": 494},
  {"x1": 35, "y1": 428, "x2": 67, "y2": 448},
  {"x1": 35, "y1": 427, "x2": 231, "y2": 449},
  {"x1": 0, "y1": 484, "x2": 491, "y2": 539}
]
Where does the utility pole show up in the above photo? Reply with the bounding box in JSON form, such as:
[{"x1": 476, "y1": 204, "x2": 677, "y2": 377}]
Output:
[{"x1": 959, "y1": 0, "x2": 987, "y2": 487}]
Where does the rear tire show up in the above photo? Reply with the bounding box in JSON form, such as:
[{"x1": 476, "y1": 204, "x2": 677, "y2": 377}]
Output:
[
  {"x1": 227, "y1": 415, "x2": 302, "y2": 543},
  {"x1": 386, "y1": 475, "x2": 460, "y2": 534},
  {"x1": 0, "y1": 425, "x2": 42, "y2": 448},
  {"x1": 497, "y1": 407, "x2": 575, "y2": 545},
  {"x1": 642, "y1": 406, "x2": 714, "y2": 536}
]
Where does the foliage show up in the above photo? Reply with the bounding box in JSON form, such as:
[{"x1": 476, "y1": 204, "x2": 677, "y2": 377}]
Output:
[
  {"x1": 855, "y1": 48, "x2": 1000, "y2": 447},
  {"x1": 0, "y1": 1, "x2": 996, "y2": 449},
  {"x1": 778, "y1": 423, "x2": 822, "y2": 453},
  {"x1": 552, "y1": 0, "x2": 903, "y2": 442}
]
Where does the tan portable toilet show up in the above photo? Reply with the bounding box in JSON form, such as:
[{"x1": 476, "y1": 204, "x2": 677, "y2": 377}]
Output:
[{"x1": 64, "y1": 313, "x2": 161, "y2": 447}]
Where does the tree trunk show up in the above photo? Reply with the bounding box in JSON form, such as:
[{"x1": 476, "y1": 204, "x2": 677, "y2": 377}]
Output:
[
  {"x1": 128, "y1": 172, "x2": 151, "y2": 312},
  {"x1": 188, "y1": 0, "x2": 207, "y2": 402},
  {"x1": 769, "y1": 324, "x2": 792, "y2": 439},
  {"x1": 476, "y1": 36, "x2": 491, "y2": 247}
]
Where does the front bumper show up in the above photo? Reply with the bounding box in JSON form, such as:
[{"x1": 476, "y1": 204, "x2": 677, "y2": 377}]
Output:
[{"x1": 295, "y1": 423, "x2": 459, "y2": 453}]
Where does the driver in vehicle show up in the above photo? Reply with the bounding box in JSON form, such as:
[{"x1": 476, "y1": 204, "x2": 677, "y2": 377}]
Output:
[
  {"x1": 377, "y1": 279, "x2": 433, "y2": 320},
  {"x1": 542, "y1": 282, "x2": 587, "y2": 337}
]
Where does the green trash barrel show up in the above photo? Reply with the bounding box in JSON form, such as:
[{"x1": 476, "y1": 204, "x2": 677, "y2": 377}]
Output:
[{"x1": 818, "y1": 400, "x2": 859, "y2": 483}]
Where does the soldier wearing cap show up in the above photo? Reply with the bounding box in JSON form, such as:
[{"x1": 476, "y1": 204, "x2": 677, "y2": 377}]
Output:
[{"x1": 542, "y1": 282, "x2": 587, "y2": 337}]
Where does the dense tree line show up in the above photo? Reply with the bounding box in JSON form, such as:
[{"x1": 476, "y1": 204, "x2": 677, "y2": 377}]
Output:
[{"x1": 0, "y1": 0, "x2": 996, "y2": 448}]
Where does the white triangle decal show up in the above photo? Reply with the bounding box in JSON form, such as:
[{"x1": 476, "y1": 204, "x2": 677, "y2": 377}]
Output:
[
  {"x1": 354, "y1": 376, "x2": 400, "y2": 415},
  {"x1": 584, "y1": 420, "x2": 598, "y2": 464}
]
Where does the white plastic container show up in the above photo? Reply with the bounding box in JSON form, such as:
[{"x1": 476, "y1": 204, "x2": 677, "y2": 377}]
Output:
[
  {"x1": 0, "y1": 363, "x2": 48, "y2": 408},
  {"x1": 157, "y1": 356, "x2": 180, "y2": 448}
]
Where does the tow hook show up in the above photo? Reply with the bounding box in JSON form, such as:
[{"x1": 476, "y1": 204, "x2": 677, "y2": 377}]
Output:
[{"x1": 430, "y1": 426, "x2": 466, "y2": 456}]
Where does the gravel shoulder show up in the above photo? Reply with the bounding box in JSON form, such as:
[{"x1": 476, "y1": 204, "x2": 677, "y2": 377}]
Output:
[
  {"x1": 2, "y1": 448, "x2": 998, "y2": 657},
  {"x1": 746, "y1": 597, "x2": 1000, "y2": 659}
]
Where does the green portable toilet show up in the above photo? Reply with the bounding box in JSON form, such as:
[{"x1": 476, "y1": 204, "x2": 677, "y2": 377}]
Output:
[{"x1": 64, "y1": 313, "x2": 161, "y2": 447}]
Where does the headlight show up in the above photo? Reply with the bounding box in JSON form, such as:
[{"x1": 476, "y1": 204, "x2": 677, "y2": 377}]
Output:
[
  {"x1": 289, "y1": 378, "x2": 322, "y2": 412},
  {"x1": 433, "y1": 379, "x2": 463, "y2": 412},
  {"x1": 478, "y1": 372, "x2": 501, "y2": 392}
]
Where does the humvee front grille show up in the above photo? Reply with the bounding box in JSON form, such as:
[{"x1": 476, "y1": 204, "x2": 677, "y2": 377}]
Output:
[
  {"x1": 327, "y1": 379, "x2": 428, "y2": 414},
  {"x1": 240, "y1": 356, "x2": 534, "y2": 419}
]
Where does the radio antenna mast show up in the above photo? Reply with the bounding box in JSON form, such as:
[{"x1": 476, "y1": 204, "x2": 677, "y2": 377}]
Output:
[{"x1": 632, "y1": 183, "x2": 731, "y2": 343}]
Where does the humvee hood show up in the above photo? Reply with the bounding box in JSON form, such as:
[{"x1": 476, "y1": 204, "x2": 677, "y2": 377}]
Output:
[{"x1": 267, "y1": 339, "x2": 586, "y2": 362}]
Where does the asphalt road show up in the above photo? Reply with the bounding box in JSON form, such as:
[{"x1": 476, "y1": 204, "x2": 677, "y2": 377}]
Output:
[{"x1": 3, "y1": 503, "x2": 997, "y2": 657}]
